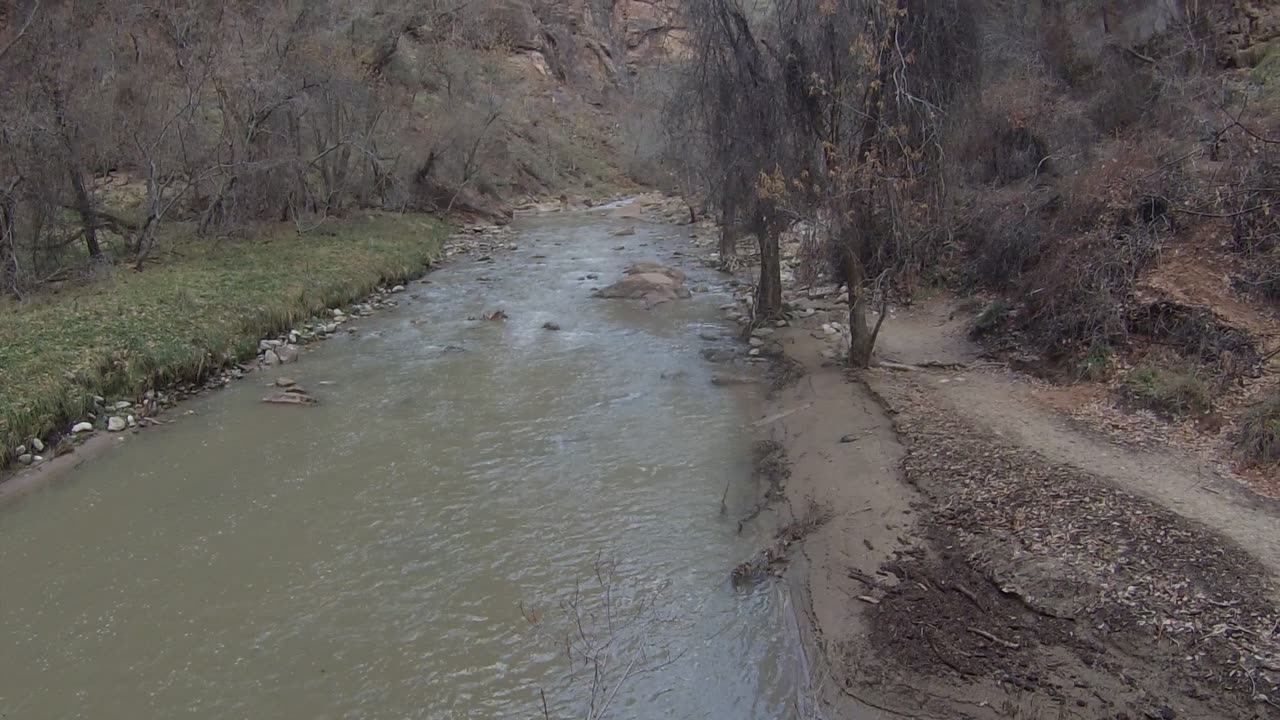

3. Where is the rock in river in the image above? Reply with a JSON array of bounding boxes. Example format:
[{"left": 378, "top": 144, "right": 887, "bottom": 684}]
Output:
[
  {"left": 594, "top": 262, "right": 691, "bottom": 304},
  {"left": 262, "top": 389, "right": 317, "bottom": 406}
]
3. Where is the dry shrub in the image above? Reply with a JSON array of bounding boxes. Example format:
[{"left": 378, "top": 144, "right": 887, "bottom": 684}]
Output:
[
  {"left": 1226, "top": 155, "right": 1280, "bottom": 302},
  {"left": 1086, "top": 64, "right": 1160, "bottom": 135},
  {"left": 1019, "top": 227, "right": 1162, "bottom": 358},
  {"left": 1128, "top": 301, "right": 1261, "bottom": 374},
  {"left": 1237, "top": 392, "right": 1280, "bottom": 463},
  {"left": 962, "top": 189, "right": 1051, "bottom": 289},
  {"left": 1120, "top": 362, "right": 1212, "bottom": 418}
]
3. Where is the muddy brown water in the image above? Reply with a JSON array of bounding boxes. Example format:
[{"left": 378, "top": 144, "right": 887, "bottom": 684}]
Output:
[{"left": 0, "top": 211, "right": 801, "bottom": 719}]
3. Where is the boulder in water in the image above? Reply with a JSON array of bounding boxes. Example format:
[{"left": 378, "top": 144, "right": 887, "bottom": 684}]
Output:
[
  {"left": 594, "top": 262, "right": 691, "bottom": 304},
  {"left": 262, "top": 389, "right": 317, "bottom": 406}
]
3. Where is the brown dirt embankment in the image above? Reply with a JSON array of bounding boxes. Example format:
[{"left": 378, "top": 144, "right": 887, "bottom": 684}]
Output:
[{"left": 752, "top": 303, "right": 1280, "bottom": 719}]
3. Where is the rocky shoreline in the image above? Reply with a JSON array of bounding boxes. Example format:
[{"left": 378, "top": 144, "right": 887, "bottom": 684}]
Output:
[{"left": 0, "top": 222, "right": 519, "bottom": 483}]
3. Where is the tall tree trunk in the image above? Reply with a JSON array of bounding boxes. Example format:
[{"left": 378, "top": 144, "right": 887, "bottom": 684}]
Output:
[
  {"left": 719, "top": 196, "right": 738, "bottom": 258},
  {"left": 843, "top": 2, "right": 900, "bottom": 368},
  {"left": 755, "top": 220, "right": 783, "bottom": 320},
  {"left": 0, "top": 191, "right": 19, "bottom": 296},
  {"left": 68, "top": 165, "right": 102, "bottom": 260},
  {"left": 846, "top": 228, "right": 874, "bottom": 366}
]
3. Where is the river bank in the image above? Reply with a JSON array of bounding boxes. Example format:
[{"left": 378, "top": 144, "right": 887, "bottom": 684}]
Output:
[
  {"left": 740, "top": 290, "right": 1280, "bottom": 718},
  {"left": 0, "top": 214, "right": 461, "bottom": 473}
]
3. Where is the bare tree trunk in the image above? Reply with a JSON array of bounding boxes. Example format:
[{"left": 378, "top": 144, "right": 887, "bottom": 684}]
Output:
[
  {"left": 846, "top": 249, "right": 876, "bottom": 366},
  {"left": 133, "top": 217, "right": 159, "bottom": 271},
  {"left": 755, "top": 221, "right": 783, "bottom": 320},
  {"left": 68, "top": 165, "right": 103, "bottom": 260},
  {"left": 0, "top": 190, "right": 20, "bottom": 296},
  {"left": 719, "top": 196, "right": 738, "bottom": 258},
  {"left": 842, "top": 2, "right": 900, "bottom": 368}
]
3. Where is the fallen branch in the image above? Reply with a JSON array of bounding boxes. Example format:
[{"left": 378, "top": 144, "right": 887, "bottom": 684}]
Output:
[
  {"left": 967, "top": 627, "right": 1020, "bottom": 649},
  {"left": 950, "top": 584, "right": 984, "bottom": 612}
]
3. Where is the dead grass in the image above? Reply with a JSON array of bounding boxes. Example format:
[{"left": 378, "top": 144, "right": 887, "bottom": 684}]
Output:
[
  {"left": 1120, "top": 362, "right": 1213, "bottom": 418},
  {"left": 0, "top": 213, "right": 447, "bottom": 466},
  {"left": 1237, "top": 391, "right": 1280, "bottom": 464}
]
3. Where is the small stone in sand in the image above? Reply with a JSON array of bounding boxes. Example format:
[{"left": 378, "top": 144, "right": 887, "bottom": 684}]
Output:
[{"left": 276, "top": 377, "right": 297, "bottom": 388}]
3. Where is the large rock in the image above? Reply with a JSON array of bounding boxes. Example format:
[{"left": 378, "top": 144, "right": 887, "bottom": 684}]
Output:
[
  {"left": 625, "top": 262, "right": 685, "bottom": 284},
  {"left": 262, "top": 390, "right": 317, "bottom": 406},
  {"left": 107, "top": 416, "right": 127, "bottom": 432},
  {"left": 594, "top": 262, "right": 691, "bottom": 304}
]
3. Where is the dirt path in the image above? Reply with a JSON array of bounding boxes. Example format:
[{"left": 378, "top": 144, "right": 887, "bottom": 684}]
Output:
[
  {"left": 879, "top": 301, "right": 1280, "bottom": 583},
  {"left": 755, "top": 298, "right": 1280, "bottom": 719}
]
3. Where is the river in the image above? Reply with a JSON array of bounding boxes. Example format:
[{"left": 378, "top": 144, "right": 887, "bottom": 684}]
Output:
[{"left": 0, "top": 210, "right": 801, "bottom": 719}]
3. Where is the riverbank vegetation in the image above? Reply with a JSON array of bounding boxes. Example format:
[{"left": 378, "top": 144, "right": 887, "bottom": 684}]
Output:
[
  {"left": 0, "top": 214, "right": 446, "bottom": 466},
  {"left": 670, "top": 0, "right": 1279, "bottom": 469}
]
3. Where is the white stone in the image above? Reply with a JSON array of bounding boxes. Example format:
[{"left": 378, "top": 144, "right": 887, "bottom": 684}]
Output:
[
  {"left": 30, "top": 438, "right": 44, "bottom": 452},
  {"left": 72, "top": 422, "right": 94, "bottom": 434},
  {"left": 107, "top": 416, "right": 127, "bottom": 432}
]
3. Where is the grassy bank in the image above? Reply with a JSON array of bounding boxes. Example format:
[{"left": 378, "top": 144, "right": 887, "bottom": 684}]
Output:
[{"left": 0, "top": 213, "right": 448, "bottom": 466}]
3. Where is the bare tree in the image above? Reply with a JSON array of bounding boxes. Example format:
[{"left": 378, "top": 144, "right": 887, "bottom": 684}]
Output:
[{"left": 682, "top": 0, "right": 976, "bottom": 361}]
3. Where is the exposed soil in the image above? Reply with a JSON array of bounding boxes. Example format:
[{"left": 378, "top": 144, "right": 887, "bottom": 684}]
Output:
[{"left": 752, "top": 298, "right": 1280, "bottom": 719}]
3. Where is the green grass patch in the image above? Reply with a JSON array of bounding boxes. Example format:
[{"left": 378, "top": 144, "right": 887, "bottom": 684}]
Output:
[
  {"left": 1119, "top": 363, "right": 1212, "bottom": 418},
  {"left": 0, "top": 213, "right": 447, "bottom": 465},
  {"left": 1237, "top": 391, "right": 1280, "bottom": 464}
]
